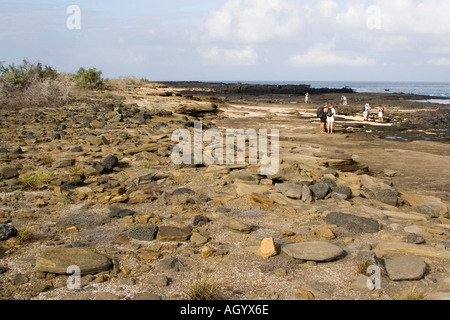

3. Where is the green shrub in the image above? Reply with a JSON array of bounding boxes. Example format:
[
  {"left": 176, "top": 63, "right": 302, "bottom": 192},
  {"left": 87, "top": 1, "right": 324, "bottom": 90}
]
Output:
[
  {"left": 74, "top": 67, "right": 103, "bottom": 89},
  {"left": 0, "top": 59, "right": 57, "bottom": 88},
  {"left": 0, "top": 59, "right": 71, "bottom": 109}
]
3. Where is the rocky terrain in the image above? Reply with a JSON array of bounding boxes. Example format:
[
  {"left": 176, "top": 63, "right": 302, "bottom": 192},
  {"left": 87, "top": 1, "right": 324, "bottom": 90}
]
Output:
[{"left": 0, "top": 82, "right": 449, "bottom": 301}]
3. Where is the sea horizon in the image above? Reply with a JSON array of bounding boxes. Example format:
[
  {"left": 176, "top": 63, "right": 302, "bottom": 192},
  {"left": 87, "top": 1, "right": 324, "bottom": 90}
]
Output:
[{"left": 190, "top": 80, "right": 450, "bottom": 98}]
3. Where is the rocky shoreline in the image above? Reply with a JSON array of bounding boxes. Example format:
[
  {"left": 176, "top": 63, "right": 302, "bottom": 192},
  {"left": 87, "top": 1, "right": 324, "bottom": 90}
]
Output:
[{"left": 0, "top": 82, "right": 449, "bottom": 300}]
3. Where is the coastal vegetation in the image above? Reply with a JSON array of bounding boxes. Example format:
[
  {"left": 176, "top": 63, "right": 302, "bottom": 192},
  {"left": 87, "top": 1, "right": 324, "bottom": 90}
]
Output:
[
  {"left": 0, "top": 59, "right": 71, "bottom": 109},
  {"left": 0, "top": 59, "right": 152, "bottom": 110},
  {"left": 0, "top": 59, "right": 106, "bottom": 109},
  {"left": 74, "top": 67, "right": 103, "bottom": 90}
]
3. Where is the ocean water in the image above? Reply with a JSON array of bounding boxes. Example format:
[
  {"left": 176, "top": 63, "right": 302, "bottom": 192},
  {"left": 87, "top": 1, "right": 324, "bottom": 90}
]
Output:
[
  {"left": 308, "top": 81, "right": 450, "bottom": 98},
  {"left": 225, "top": 81, "right": 450, "bottom": 98}
]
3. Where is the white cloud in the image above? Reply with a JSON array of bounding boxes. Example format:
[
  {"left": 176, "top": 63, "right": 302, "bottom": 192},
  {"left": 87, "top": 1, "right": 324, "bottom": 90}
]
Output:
[
  {"left": 288, "top": 45, "right": 376, "bottom": 67},
  {"left": 335, "top": 3, "right": 368, "bottom": 30},
  {"left": 316, "top": 0, "right": 339, "bottom": 18},
  {"left": 428, "top": 57, "right": 450, "bottom": 66},
  {"left": 198, "top": 46, "right": 258, "bottom": 66},
  {"left": 203, "top": 0, "right": 301, "bottom": 43},
  {"left": 334, "top": 0, "right": 450, "bottom": 35},
  {"left": 375, "top": 0, "right": 450, "bottom": 35},
  {"left": 326, "top": 0, "right": 450, "bottom": 38},
  {"left": 200, "top": 0, "right": 450, "bottom": 53}
]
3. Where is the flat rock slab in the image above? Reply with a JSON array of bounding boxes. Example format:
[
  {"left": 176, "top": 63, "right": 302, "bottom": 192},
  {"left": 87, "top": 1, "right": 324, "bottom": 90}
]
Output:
[
  {"left": 146, "top": 274, "right": 169, "bottom": 287},
  {"left": 313, "top": 151, "right": 353, "bottom": 160},
  {"left": 171, "top": 187, "right": 195, "bottom": 196},
  {"left": 412, "top": 205, "right": 439, "bottom": 218},
  {"left": 190, "top": 232, "right": 208, "bottom": 245},
  {"left": 385, "top": 256, "right": 427, "bottom": 281},
  {"left": 86, "top": 135, "right": 109, "bottom": 146},
  {"left": 128, "top": 225, "right": 159, "bottom": 241},
  {"left": 54, "top": 158, "right": 76, "bottom": 168},
  {"left": 156, "top": 226, "right": 191, "bottom": 241},
  {"left": 370, "top": 189, "right": 399, "bottom": 207},
  {"left": 224, "top": 218, "right": 253, "bottom": 233},
  {"left": 360, "top": 174, "right": 393, "bottom": 191},
  {"left": 0, "top": 166, "right": 19, "bottom": 179},
  {"left": 128, "top": 169, "right": 159, "bottom": 185},
  {"left": 109, "top": 208, "right": 137, "bottom": 218},
  {"left": 126, "top": 145, "right": 159, "bottom": 155},
  {"left": 275, "top": 183, "right": 303, "bottom": 199},
  {"left": 235, "top": 183, "right": 271, "bottom": 197},
  {"left": 382, "top": 211, "right": 427, "bottom": 222},
  {"left": 281, "top": 241, "right": 344, "bottom": 262},
  {"left": 374, "top": 241, "right": 450, "bottom": 260},
  {"left": 57, "top": 213, "right": 111, "bottom": 229},
  {"left": 154, "top": 256, "right": 186, "bottom": 272},
  {"left": 35, "top": 248, "right": 112, "bottom": 275},
  {"left": 419, "top": 200, "right": 449, "bottom": 217},
  {"left": 326, "top": 212, "right": 380, "bottom": 233}
]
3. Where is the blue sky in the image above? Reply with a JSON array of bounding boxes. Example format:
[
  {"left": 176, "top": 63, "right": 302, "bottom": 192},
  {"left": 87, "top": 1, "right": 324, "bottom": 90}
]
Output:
[{"left": 1, "top": 0, "right": 450, "bottom": 81}]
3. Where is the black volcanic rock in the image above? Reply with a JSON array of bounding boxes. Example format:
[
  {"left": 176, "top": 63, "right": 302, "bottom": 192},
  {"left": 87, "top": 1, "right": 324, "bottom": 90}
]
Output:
[
  {"left": 0, "top": 224, "right": 18, "bottom": 241},
  {"left": 160, "top": 82, "right": 354, "bottom": 97},
  {"left": 102, "top": 154, "right": 119, "bottom": 172},
  {"left": 326, "top": 212, "right": 380, "bottom": 234}
]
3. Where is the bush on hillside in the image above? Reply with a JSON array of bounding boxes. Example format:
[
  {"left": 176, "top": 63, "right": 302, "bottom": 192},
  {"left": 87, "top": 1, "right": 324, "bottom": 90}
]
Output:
[
  {"left": 0, "top": 59, "right": 71, "bottom": 109},
  {"left": 74, "top": 67, "right": 103, "bottom": 89}
]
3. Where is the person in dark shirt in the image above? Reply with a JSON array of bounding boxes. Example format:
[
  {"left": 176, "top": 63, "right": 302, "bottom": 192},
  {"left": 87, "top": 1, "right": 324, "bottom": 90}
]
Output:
[{"left": 317, "top": 103, "right": 329, "bottom": 133}]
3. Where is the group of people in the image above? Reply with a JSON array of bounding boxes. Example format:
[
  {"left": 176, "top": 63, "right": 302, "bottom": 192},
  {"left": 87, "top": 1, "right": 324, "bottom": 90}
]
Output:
[
  {"left": 363, "top": 103, "right": 385, "bottom": 122},
  {"left": 316, "top": 102, "right": 385, "bottom": 134},
  {"left": 317, "top": 103, "right": 336, "bottom": 134}
]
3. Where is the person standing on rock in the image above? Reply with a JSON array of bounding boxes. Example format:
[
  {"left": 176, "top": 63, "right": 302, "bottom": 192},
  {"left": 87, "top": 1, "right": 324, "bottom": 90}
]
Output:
[
  {"left": 341, "top": 96, "right": 347, "bottom": 106},
  {"left": 317, "top": 103, "right": 328, "bottom": 133},
  {"left": 327, "top": 104, "right": 336, "bottom": 134},
  {"left": 378, "top": 105, "right": 384, "bottom": 122}
]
